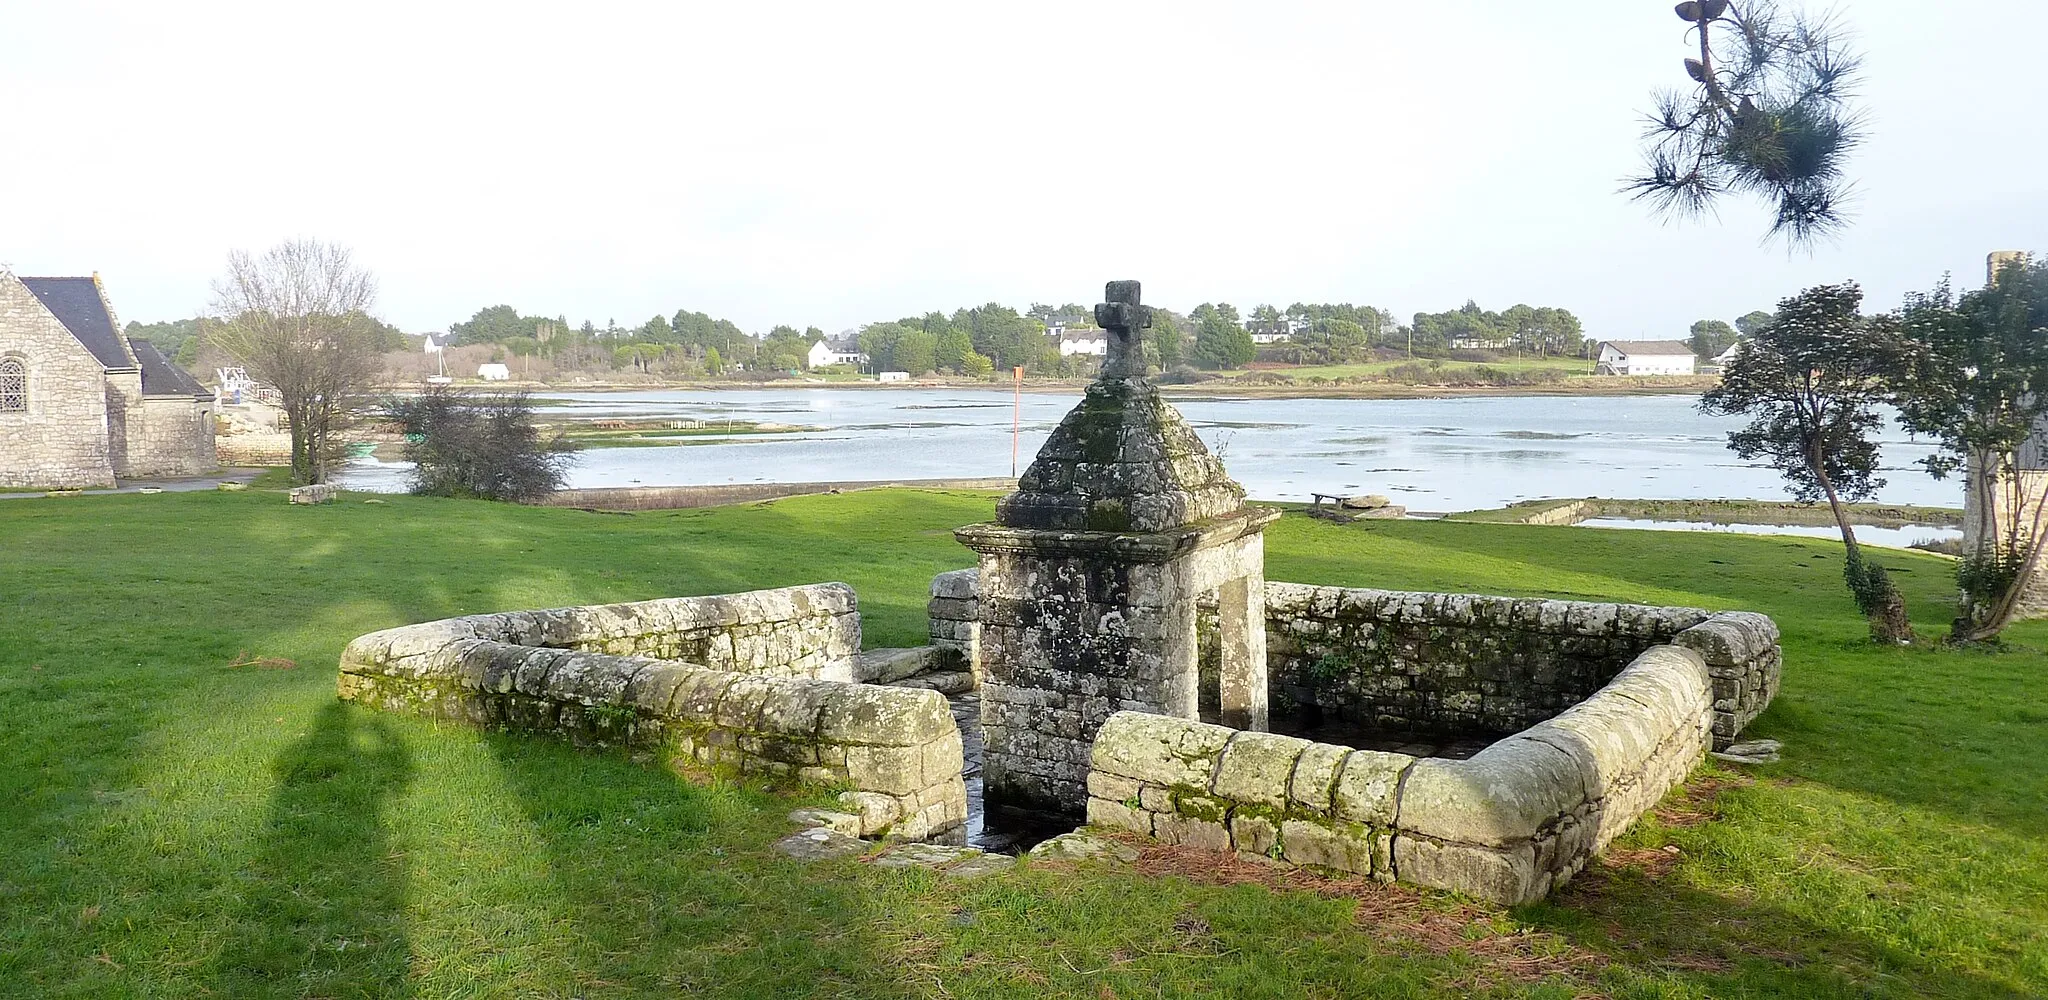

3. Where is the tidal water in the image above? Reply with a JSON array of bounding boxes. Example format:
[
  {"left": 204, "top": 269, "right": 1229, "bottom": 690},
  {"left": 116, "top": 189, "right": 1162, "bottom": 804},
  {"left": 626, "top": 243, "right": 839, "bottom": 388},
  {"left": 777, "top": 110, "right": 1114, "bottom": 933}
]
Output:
[{"left": 337, "top": 388, "right": 1958, "bottom": 512}]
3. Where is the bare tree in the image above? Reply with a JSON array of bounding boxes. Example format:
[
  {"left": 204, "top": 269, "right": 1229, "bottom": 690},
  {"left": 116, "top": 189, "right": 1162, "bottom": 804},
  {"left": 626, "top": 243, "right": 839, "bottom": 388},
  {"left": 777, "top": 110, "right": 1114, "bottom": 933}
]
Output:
[
  {"left": 1627, "top": 0, "right": 1866, "bottom": 246},
  {"left": 209, "top": 240, "right": 383, "bottom": 484}
]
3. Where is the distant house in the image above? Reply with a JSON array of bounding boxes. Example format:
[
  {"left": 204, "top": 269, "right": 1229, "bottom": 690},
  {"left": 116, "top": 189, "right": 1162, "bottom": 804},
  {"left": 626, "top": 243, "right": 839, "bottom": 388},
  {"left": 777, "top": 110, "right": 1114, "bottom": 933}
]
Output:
[
  {"left": 877, "top": 371, "right": 911, "bottom": 383},
  {"left": 1595, "top": 340, "right": 1697, "bottom": 376},
  {"left": 1058, "top": 328, "right": 1108, "bottom": 357},
  {"left": 0, "top": 270, "right": 217, "bottom": 488},
  {"left": 807, "top": 336, "right": 865, "bottom": 369},
  {"left": 1042, "top": 314, "right": 1088, "bottom": 338},
  {"left": 421, "top": 332, "right": 454, "bottom": 354},
  {"left": 478, "top": 363, "right": 511, "bottom": 381},
  {"left": 1245, "top": 316, "right": 1309, "bottom": 345},
  {"left": 1711, "top": 340, "right": 1745, "bottom": 367}
]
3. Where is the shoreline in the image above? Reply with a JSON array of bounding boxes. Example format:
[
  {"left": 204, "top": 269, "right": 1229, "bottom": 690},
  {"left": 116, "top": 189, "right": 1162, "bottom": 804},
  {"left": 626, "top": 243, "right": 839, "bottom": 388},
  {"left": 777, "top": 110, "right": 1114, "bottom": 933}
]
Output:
[{"left": 385, "top": 374, "right": 1717, "bottom": 402}]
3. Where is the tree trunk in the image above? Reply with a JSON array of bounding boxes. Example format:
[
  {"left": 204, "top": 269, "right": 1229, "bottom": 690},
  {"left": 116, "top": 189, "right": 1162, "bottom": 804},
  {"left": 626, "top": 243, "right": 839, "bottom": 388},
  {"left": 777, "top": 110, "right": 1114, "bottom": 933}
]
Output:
[{"left": 1814, "top": 448, "right": 1913, "bottom": 643}]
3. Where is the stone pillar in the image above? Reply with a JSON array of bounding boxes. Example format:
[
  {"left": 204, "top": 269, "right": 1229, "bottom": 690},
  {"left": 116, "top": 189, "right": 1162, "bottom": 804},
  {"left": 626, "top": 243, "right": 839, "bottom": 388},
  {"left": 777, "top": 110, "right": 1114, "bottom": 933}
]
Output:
[
  {"left": 1216, "top": 566, "right": 1268, "bottom": 731},
  {"left": 956, "top": 280, "right": 1277, "bottom": 824}
]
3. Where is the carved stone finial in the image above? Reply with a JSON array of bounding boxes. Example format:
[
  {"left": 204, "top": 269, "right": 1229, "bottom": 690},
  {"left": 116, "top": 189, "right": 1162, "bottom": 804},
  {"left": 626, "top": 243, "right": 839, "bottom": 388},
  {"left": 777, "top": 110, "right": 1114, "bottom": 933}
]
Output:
[{"left": 1093, "top": 280, "right": 1151, "bottom": 378}]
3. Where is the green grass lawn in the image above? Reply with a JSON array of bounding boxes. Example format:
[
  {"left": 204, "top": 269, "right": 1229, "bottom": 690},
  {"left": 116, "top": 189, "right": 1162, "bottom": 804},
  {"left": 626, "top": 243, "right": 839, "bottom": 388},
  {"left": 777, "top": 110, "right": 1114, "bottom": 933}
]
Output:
[{"left": 2, "top": 488, "right": 2043, "bottom": 998}]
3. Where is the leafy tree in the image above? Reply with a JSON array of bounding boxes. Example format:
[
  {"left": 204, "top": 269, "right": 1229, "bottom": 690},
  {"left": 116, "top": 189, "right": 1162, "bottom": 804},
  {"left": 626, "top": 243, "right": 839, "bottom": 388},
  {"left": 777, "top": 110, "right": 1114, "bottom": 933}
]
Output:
[
  {"left": 638, "top": 315, "right": 676, "bottom": 343},
  {"left": 1628, "top": 0, "right": 1866, "bottom": 245},
  {"left": 703, "top": 346, "right": 724, "bottom": 375},
  {"left": 961, "top": 350, "right": 995, "bottom": 379},
  {"left": 386, "top": 388, "right": 577, "bottom": 502},
  {"left": 1689, "top": 319, "right": 1739, "bottom": 358},
  {"left": 1736, "top": 310, "right": 1775, "bottom": 336},
  {"left": 1700, "top": 282, "right": 1911, "bottom": 642},
  {"left": 936, "top": 328, "right": 974, "bottom": 373},
  {"left": 1191, "top": 303, "right": 1255, "bottom": 369},
  {"left": 1889, "top": 257, "right": 2048, "bottom": 642},
  {"left": 895, "top": 329, "right": 938, "bottom": 376},
  {"left": 208, "top": 239, "right": 385, "bottom": 485},
  {"left": 1149, "top": 311, "right": 1185, "bottom": 369},
  {"left": 858, "top": 322, "right": 908, "bottom": 372}
]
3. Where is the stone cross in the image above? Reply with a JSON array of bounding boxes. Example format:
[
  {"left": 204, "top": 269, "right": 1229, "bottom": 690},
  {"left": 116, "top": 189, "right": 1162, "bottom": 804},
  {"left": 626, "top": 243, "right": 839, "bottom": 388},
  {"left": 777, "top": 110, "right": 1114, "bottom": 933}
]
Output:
[{"left": 1092, "top": 280, "right": 1152, "bottom": 378}]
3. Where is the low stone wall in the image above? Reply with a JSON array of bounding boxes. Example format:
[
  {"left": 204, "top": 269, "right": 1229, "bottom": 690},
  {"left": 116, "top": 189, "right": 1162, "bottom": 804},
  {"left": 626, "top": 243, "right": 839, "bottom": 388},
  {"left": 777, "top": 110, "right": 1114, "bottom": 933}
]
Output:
[
  {"left": 337, "top": 585, "right": 968, "bottom": 841},
  {"left": 1086, "top": 644, "right": 1714, "bottom": 905},
  {"left": 1258, "top": 583, "right": 1778, "bottom": 749},
  {"left": 343, "top": 583, "right": 860, "bottom": 681}
]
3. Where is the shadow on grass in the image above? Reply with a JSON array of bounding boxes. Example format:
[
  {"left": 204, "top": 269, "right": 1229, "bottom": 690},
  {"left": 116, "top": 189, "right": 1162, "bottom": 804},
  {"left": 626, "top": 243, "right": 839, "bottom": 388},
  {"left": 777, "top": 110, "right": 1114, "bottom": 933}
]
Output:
[
  {"left": 1537, "top": 861, "right": 2040, "bottom": 999},
  {"left": 482, "top": 732, "right": 918, "bottom": 999},
  {"left": 202, "top": 703, "right": 415, "bottom": 999}
]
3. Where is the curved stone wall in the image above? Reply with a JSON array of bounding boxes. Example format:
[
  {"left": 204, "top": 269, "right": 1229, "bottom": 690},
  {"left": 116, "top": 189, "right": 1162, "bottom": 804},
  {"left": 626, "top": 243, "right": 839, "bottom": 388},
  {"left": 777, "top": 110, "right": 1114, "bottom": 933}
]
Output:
[
  {"left": 1086, "top": 644, "right": 1714, "bottom": 905},
  {"left": 1258, "top": 583, "right": 1779, "bottom": 749},
  {"left": 337, "top": 585, "right": 966, "bottom": 842}
]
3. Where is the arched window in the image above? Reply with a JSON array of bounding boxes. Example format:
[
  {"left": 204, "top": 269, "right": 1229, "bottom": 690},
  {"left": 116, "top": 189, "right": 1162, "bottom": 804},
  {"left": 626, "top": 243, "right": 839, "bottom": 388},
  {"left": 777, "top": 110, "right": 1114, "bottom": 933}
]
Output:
[{"left": 0, "top": 359, "right": 24, "bottom": 412}]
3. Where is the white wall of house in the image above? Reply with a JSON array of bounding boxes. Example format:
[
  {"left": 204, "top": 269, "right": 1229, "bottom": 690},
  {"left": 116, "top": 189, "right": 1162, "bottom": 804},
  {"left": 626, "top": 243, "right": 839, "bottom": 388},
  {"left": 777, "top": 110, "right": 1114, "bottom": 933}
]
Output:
[
  {"left": 1059, "top": 334, "right": 1107, "bottom": 357},
  {"left": 1596, "top": 343, "right": 1696, "bottom": 376}
]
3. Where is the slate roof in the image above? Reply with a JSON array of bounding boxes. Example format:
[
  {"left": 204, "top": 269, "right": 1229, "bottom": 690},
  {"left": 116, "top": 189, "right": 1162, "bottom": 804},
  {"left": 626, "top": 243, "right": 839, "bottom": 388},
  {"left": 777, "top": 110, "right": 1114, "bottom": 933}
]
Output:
[
  {"left": 128, "top": 338, "right": 214, "bottom": 399},
  {"left": 19, "top": 277, "right": 135, "bottom": 369},
  {"left": 1598, "top": 340, "right": 1695, "bottom": 357}
]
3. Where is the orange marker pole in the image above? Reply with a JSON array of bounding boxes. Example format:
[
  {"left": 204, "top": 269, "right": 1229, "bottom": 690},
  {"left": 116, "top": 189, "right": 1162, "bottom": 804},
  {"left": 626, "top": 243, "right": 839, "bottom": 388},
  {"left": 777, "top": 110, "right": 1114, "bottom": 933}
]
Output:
[{"left": 1011, "top": 365, "right": 1025, "bottom": 478}]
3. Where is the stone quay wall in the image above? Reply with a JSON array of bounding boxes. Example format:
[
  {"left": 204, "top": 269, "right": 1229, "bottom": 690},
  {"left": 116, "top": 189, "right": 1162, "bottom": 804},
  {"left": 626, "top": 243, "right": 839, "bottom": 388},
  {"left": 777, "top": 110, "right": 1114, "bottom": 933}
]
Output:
[
  {"left": 337, "top": 585, "right": 968, "bottom": 841},
  {"left": 1085, "top": 644, "right": 1714, "bottom": 905},
  {"left": 1256, "top": 584, "right": 1779, "bottom": 749}
]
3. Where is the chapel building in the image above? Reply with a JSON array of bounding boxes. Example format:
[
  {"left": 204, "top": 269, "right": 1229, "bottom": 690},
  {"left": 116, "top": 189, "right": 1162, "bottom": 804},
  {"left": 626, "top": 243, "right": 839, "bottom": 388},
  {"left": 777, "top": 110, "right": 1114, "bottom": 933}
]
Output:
[{"left": 0, "top": 270, "right": 217, "bottom": 489}]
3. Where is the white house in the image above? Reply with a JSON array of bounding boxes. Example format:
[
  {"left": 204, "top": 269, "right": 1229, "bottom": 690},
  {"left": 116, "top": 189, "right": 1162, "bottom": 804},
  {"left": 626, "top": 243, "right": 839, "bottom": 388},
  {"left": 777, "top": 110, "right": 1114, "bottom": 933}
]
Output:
[
  {"left": 1595, "top": 340, "right": 1697, "bottom": 376},
  {"left": 478, "top": 363, "right": 511, "bottom": 381},
  {"left": 807, "top": 336, "right": 865, "bottom": 369},
  {"left": 1711, "top": 340, "right": 1745, "bottom": 367},
  {"left": 877, "top": 371, "right": 911, "bottom": 383},
  {"left": 1058, "top": 328, "right": 1108, "bottom": 357},
  {"left": 421, "top": 332, "right": 453, "bottom": 354}
]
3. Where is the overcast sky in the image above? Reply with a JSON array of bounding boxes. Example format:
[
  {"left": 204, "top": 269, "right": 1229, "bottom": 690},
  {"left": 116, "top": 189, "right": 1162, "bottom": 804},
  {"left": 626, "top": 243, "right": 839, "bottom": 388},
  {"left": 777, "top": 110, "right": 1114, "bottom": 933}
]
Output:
[{"left": 2, "top": 1, "right": 2041, "bottom": 339}]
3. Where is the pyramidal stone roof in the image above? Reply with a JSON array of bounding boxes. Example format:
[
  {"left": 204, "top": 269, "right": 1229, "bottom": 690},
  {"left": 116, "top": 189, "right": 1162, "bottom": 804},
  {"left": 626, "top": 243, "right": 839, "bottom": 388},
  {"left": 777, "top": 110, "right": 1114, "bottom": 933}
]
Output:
[{"left": 997, "top": 286, "right": 1247, "bottom": 534}]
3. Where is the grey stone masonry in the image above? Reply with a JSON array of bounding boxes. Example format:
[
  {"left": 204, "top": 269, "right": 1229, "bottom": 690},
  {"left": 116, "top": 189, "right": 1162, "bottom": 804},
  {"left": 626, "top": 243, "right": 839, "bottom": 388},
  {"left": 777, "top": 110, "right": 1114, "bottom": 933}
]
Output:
[
  {"left": 0, "top": 274, "right": 116, "bottom": 488},
  {"left": 337, "top": 584, "right": 967, "bottom": 842},
  {"left": 928, "top": 568, "right": 981, "bottom": 679},
  {"left": 1086, "top": 643, "right": 1714, "bottom": 905},
  {"left": 957, "top": 280, "right": 1277, "bottom": 823},
  {"left": 1257, "top": 583, "right": 1779, "bottom": 750}
]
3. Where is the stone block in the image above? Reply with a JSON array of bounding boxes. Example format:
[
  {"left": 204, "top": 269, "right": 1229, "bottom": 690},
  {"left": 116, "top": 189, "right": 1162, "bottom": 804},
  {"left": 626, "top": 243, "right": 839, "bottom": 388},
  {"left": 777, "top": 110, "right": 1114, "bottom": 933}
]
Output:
[
  {"left": 846, "top": 745, "right": 925, "bottom": 795},
  {"left": 1392, "top": 835, "right": 1542, "bottom": 906},
  {"left": 1288, "top": 742, "right": 1350, "bottom": 814},
  {"left": 1332, "top": 749, "right": 1412, "bottom": 827},
  {"left": 624, "top": 664, "right": 695, "bottom": 714},
  {"left": 816, "top": 684, "right": 953, "bottom": 745},
  {"left": 1154, "top": 810, "right": 1231, "bottom": 851},
  {"left": 1088, "top": 711, "right": 1233, "bottom": 788},
  {"left": 1231, "top": 812, "right": 1280, "bottom": 856},
  {"left": 1087, "top": 796, "right": 1153, "bottom": 834},
  {"left": 835, "top": 790, "right": 903, "bottom": 833},
  {"left": 1211, "top": 731, "right": 1311, "bottom": 808},
  {"left": 930, "top": 568, "right": 979, "bottom": 599},
  {"left": 1086, "top": 771, "right": 1141, "bottom": 803},
  {"left": 1395, "top": 739, "right": 1584, "bottom": 848},
  {"left": 1280, "top": 817, "right": 1373, "bottom": 875}
]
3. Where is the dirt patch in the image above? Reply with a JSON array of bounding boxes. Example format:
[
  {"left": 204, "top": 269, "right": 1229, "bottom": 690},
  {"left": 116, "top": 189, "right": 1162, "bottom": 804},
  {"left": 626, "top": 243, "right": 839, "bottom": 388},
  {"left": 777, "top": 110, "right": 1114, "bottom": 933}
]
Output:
[{"left": 1654, "top": 772, "right": 1753, "bottom": 828}]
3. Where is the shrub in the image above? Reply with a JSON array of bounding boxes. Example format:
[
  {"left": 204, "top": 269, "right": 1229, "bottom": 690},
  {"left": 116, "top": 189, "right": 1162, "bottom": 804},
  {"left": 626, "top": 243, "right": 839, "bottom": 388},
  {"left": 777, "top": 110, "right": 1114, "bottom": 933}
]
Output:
[{"left": 386, "top": 388, "right": 578, "bottom": 502}]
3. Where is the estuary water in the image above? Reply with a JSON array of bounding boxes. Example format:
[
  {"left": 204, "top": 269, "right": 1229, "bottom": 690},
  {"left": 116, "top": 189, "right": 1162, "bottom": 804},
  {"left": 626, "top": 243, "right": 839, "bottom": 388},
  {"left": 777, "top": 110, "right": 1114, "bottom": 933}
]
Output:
[{"left": 337, "top": 388, "right": 1957, "bottom": 512}]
